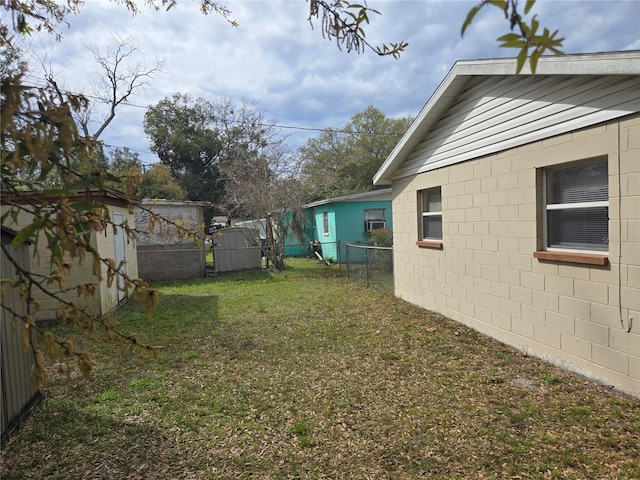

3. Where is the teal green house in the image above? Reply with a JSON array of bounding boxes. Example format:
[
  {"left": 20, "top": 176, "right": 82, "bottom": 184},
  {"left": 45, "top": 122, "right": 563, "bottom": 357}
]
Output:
[{"left": 301, "top": 189, "right": 392, "bottom": 262}]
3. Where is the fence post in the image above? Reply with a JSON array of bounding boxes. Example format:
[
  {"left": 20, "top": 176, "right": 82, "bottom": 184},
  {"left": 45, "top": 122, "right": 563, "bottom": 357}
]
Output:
[
  {"left": 345, "top": 242, "right": 350, "bottom": 280},
  {"left": 365, "top": 247, "right": 370, "bottom": 287}
]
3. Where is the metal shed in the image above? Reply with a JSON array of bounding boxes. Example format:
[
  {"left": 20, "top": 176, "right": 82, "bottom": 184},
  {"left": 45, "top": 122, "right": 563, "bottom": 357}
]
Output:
[
  {"left": 1, "top": 228, "right": 40, "bottom": 442},
  {"left": 212, "top": 227, "right": 262, "bottom": 273}
]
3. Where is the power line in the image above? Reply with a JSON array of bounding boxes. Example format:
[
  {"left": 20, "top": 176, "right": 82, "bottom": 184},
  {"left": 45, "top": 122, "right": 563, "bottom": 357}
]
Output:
[
  {"left": 20, "top": 79, "right": 408, "bottom": 159},
  {"left": 22, "top": 78, "right": 408, "bottom": 135},
  {"left": 104, "top": 98, "right": 406, "bottom": 137},
  {"left": 101, "top": 143, "right": 157, "bottom": 164}
]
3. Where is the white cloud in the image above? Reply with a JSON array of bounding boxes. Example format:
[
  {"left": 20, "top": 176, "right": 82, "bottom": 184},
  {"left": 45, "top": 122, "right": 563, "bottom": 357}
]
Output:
[{"left": 21, "top": 0, "right": 640, "bottom": 165}]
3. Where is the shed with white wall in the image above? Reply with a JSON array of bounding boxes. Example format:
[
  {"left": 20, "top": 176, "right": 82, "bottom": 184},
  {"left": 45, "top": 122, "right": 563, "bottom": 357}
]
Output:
[{"left": 1, "top": 189, "right": 139, "bottom": 321}]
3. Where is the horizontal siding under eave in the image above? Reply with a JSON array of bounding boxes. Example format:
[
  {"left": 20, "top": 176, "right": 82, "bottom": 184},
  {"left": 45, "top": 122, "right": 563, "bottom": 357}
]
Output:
[
  {"left": 393, "top": 75, "right": 640, "bottom": 179},
  {"left": 426, "top": 75, "right": 600, "bottom": 152}
]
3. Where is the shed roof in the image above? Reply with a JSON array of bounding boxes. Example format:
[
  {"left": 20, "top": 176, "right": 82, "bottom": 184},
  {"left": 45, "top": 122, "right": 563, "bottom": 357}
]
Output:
[
  {"left": 1, "top": 187, "right": 140, "bottom": 209},
  {"left": 141, "top": 198, "right": 212, "bottom": 208},
  {"left": 373, "top": 51, "right": 640, "bottom": 185},
  {"left": 305, "top": 188, "right": 392, "bottom": 208}
]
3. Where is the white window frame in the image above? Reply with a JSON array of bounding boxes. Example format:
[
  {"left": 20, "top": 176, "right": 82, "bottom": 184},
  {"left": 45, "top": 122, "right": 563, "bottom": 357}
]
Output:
[
  {"left": 322, "top": 211, "right": 329, "bottom": 236},
  {"left": 420, "top": 187, "right": 442, "bottom": 242},
  {"left": 542, "top": 158, "right": 608, "bottom": 254}
]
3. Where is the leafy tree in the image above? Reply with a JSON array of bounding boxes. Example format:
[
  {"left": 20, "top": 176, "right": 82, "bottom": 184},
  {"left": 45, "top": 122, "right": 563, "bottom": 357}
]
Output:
[
  {"left": 144, "top": 95, "right": 288, "bottom": 218},
  {"left": 146, "top": 93, "right": 302, "bottom": 269},
  {"left": 300, "top": 106, "right": 413, "bottom": 200},
  {"left": 140, "top": 163, "right": 186, "bottom": 200},
  {"left": 143, "top": 93, "right": 225, "bottom": 205},
  {"left": 108, "top": 147, "right": 142, "bottom": 177}
]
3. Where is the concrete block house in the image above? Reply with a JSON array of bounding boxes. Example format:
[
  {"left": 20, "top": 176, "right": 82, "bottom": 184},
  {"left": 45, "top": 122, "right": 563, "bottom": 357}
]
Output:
[{"left": 373, "top": 51, "right": 640, "bottom": 397}]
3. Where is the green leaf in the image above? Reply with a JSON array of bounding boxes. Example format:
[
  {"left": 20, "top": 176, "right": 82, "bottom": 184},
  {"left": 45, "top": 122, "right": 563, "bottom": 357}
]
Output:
[
  {"left": 73, "top": 220, "right": 93, "bottom": 241},
  {"left": 516, "top": 47, "right": 529, "bottom": 74},
  {"left": 46, "top": 232, "right": 64, "bottom": 263},
  {"left": 11, "top": 218, "right": 46, "bottom": 247},
  {"left": 461, "top": 4, "right": 483, "bottom": 37},
  {"left": 524, "top": 0, "right": 536, "bottom": 15},
  {"left": 497, "top": 33, "right": 527, "bottom": 48},
  {"left": 530, "top": 48, "right": 544, "bottom": 73},
  {"left": 497, "top": 32, "right": 522, "bottom": 42},
  {"left": 487, "top": 0, "right": 508, "bottom": 8},
  {"left": 530, "top": 15, "right": 539, "bottom": 35}
]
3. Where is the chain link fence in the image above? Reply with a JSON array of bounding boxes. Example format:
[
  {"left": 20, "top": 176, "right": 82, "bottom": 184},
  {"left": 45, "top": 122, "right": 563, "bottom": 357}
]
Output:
[{"left": 345, "top": 243, "right": 394, "bottom": 295}]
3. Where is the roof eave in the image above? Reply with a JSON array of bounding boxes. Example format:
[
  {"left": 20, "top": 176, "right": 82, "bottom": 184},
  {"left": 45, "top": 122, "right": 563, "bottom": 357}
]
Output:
[
  {"left": 372, "top": 51, "right": 640, "bottom": 186},
  {"left": 373, "top": 65, "right": 470, "bottom": 185},
  {"left": 304, "top": 188, "right": 392, "bottom": 208}
]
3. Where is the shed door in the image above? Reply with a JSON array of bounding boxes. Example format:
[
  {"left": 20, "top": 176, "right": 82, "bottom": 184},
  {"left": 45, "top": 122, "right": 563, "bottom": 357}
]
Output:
[{"left": 113, "top": 213, "right": 127, "bottom": 302}]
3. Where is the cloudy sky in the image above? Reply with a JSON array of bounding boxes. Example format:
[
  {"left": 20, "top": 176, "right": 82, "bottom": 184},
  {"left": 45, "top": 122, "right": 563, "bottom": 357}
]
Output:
[{"left": 20, "top": 0, "right": 640, "bottom": 166}]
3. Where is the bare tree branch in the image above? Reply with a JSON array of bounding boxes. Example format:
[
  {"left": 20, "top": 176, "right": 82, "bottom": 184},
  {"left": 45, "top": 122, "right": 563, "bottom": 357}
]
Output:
[{"left": 85, "top": 36, "right": 165, "bottom": 139}]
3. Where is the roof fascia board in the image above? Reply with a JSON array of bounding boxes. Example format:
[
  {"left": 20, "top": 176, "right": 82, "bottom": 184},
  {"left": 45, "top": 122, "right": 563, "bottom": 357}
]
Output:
[
  {"left": 373, "top": 63, "right": 469, "bottom": 186},
  {"left": 373, "top": 51, "right": 640, "bottom": 186}
]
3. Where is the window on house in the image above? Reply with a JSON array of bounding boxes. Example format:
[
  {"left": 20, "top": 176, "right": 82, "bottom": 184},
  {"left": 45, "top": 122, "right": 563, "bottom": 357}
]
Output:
[
  {"left": 364, "top": 208, "right": 386, "bottom": 232},
  {"left": 543, "top": 157, "right": 608, "bottom": 252},
  {"left": 322, "top": 211, "right": 329, "bottom": 236},
  {"left": 420, "top": 187, "right": 442, "bottom": 241}
]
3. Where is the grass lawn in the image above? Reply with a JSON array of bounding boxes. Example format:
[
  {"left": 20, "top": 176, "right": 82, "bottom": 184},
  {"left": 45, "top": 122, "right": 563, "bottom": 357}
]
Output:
[{"left": 2, "top": 258, "right": 639, "bottom": 479}]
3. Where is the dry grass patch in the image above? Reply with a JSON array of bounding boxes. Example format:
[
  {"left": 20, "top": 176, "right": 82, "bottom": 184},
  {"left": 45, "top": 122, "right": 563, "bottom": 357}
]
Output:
[{"left": 2, "top": 259, "right": 639, "bottom": 479}]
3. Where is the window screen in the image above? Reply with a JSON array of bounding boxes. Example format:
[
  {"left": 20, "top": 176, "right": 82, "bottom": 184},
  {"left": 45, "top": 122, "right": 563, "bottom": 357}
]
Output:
[
  {"left": 545, "top": 158, "right": 608, "bottom": 251},
  {"left": 420, "top": 187, "right": 442, "bottom": 241}
]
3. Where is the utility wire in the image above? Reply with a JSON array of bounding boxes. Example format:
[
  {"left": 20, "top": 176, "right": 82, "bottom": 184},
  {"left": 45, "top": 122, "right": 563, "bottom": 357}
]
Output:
[
  {"left": 19, "top": 77, "right": 409, "bottom": 165},
  {"left": 20, "top": 78, "right": 409, "bottom": 140},
  {"left": 100, "top": 97, "right": 407, "bottom": 138}
]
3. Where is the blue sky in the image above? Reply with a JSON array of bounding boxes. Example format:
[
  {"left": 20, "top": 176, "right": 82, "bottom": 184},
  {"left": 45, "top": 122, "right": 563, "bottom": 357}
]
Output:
[{"left": 20, "top": 0, "right": 640, "bottom": 166}]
